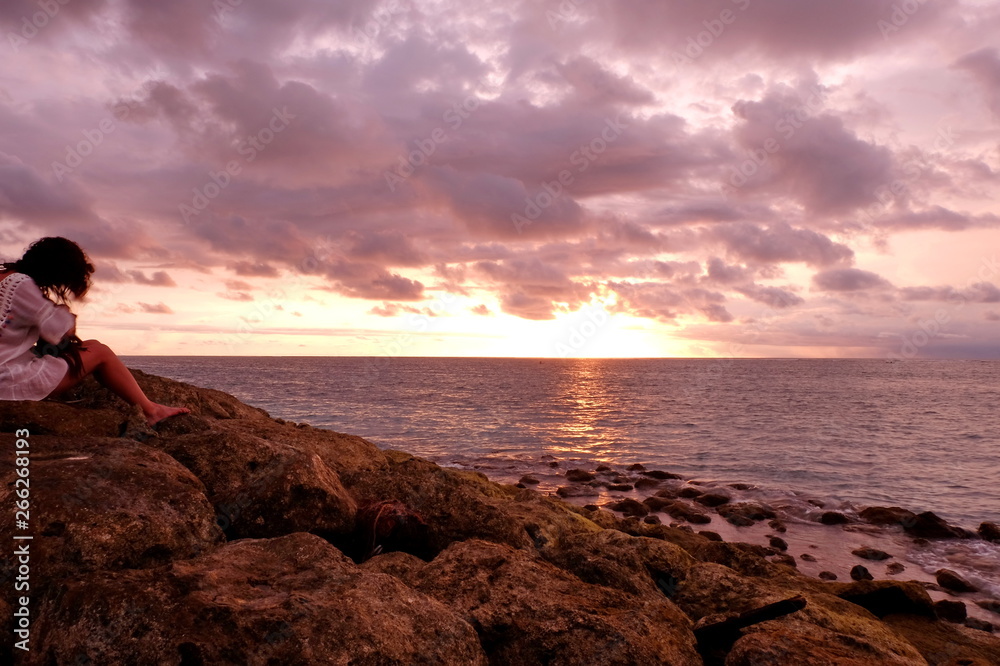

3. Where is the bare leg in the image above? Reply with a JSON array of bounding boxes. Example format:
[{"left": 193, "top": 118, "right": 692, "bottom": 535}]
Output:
[{"left": 48, "top": 340, "right": 190, "bottom": 426}]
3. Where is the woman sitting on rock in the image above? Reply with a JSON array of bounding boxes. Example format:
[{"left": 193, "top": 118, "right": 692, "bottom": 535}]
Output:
[{"left": 0, "top": 237, "right": 189, "bottom": 426}]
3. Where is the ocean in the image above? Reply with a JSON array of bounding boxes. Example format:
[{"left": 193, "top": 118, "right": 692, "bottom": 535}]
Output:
[{"left": 124, "top": 356, "right": 998, "bottom": 528}]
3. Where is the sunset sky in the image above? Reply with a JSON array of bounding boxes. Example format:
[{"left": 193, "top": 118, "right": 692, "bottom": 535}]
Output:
[{"left": 1, "top": 0, "right": 998, "bottom": 358}]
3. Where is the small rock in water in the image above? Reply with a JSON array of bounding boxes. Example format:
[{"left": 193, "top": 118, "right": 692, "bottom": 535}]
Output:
[
  {"left": 518, "top": 475, "right": 540, "bottom": 485},
  {"left": 677, "top": 486, "right": 704, "bottom": 499},
  {"left": 664, "top": 501, "right": 712, "bottom": 525},
  {"left": 606, "top": 483, "right": 634, "bottom": 492},
  {"left": 548, "top": 461, "right": 559, "bottom": 468},
  {"left": 565, "top": 469, "right": 595, "bottom": 482},
  {"left": 595, "top": 464, "right": 613, "bottom": 472},
  {"left": 768, "top": 536, "right": 788, "bottom": 551},
  {"left": 725, "top": 515, "right": 755, "bottom": 528},
  {"left": 717, "top": 502, "right": 776, "bottom": 525},
  {"left": 583, "top": 504, "right": 599, "bottom": 511},
  {"left": 904, "top": 512, "right": 966, "bottom": 539},
  {"left": 820, "top": 511, "right": 850, "bottom": 525},
  {"left": 694, "top": 492, "right": 730, "bottom": 508},
  {"left": 605, "top": 498, "right": 649, "bottom": 518},
  {"left": 850, "top": 565, "right": 874, "bottom": 581},
  {"left": 965, "top": 618, "right": 995, "bottom": 633},
  {"left": 852, "top": 547, "right": 892, "bottom": 561},
  {"left": 976, "top": 600, "right": 1000, "bottom": 616},
  {"left": 772, "top": 553, "right": 797, "bottom": 568},
  {"left": 934, "top": 600, "right": 968, "bottom": 623},
  {"left": 627, "top": 463, "right": 646, "bottom": 471},
  {"left": 642, "top": 496, "right": 674, "bottom": 512},
  {"left": 728, "top": 482, "right": 753, "bottom": 490},
  {"left": 641, "top": 470, "right": 682, "bottom": 480},
  {"left": 698, "top": 531, "right": 723, "bottom": 542},
  {"left": 859, "top": 506, "right": 917, "bottom": 526},
  {"left": 643, "top": 515, "right": 661, "bottom": 525},
  {"left": 800, "top": 553, "right": 817, "bottom": 562},
  {"left": 768, "top": 519, "right": 787, "bottom": 533},
  {"left": 556, "top": 485, "right": 598, "bottom": 498},
  {"left": 819, "top": 571, "right": 838, "bottom": 581},
  {"left": 886, "top": 562, "right": 906, "bottom": 575},
  {"left": 935, "top": 569, "right": 978, "bottom": 593},
  {"left": 634, "top": 478, "right": 661, "bottom": 490},
  {"left": 979, "top": 521, "right": 1000, "bottom": 542},
  {"left": 808, "top": 499, "right": 826, "bottom": 508}
]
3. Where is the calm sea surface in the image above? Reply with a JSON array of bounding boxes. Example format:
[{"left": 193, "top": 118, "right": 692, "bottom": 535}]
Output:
[{"left": 123, "top": 357, "right": 999, "bottom": 528}]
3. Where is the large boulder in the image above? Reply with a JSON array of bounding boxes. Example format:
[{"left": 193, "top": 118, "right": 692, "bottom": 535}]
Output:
[
  {"left": 345, "top": 451, "right": 532, "bottom": 556},
  {"left": 32, "top": 532, "right": 488, "bottom": 665},
  {"left": 0, "top": 435, "right": 223, "bottom": 588},
  {"left": 157, "top": 428, "right": 357, "bottom": 540},
  {"left": 410, "top": 539, "right": 702, "bottom": 665},
  {"left": 540, "top": 528, "right": 696, "bottom": 598}
]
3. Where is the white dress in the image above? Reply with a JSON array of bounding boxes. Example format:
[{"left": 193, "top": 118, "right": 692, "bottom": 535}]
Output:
[{"left": 0, "top": 273, "right": 76, "bottom": 400}]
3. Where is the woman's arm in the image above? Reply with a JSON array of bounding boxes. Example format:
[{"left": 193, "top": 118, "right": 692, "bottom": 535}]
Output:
[{"left": 13, "top": 276, "right": 77, "bottom": 344}]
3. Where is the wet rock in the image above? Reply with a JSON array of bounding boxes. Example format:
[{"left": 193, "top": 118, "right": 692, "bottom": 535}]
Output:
[
  {"left": 850, "top": 565, "right": 874, "bottom": 581},
  {"left": 728, "top": 482, "right": 753, "bottom": 490},
  {"left": 596, "top": 464, "right": 614, "bottom": 472},
  {"left": 566, "top": 469, "right": 595, "bottom": 482},
  {"left": 820, "top": 511, "right": 850, "bottom": 525},
  {"left": 677, "top": 486, "right": 705, "bottom": 499},
  {"left": 556, "top": 485, "right": 599, "bottom": 499},
  {"left": 819, "top": 571, "right": 838, "bottom": 581},
  {"left": 979, "top": 522, "right": 1000, "bottom": 542},
  {"left": 605, "top": 498, "right": 649, "bottom": 517},
  {"left": 641, "top": 469, "right": 683, "bottom": 480},
  {"left": 800, "top": 553, "right": 817, "bottom": 562},
  {"left": 694, "top": 492, "right": 731, "bottom": 507},
  {"left": 627, "top": 463, "right": 646, "bottom": 471},
  {"left": 965, "top": 618, "right": 995, "bottom": 633},
  {"left": 935, "top": 600, "right": 968, "bottom": 623},
  {"left": 768, "top": 519, "right": 787, "bottom": 533},
  {"left": 606, "top": 483, "right": 634, "bottom": 491},
  {"left": 977, "top": 600, "right": 1000, "bottom": 616},
  {"left": 634, "top": 477, "right": 661, "bottom": 490},
  {"left": 859, "top": 505, "right": 917, "bottom": 526},
  {"left": 663, "top": 501, "right": 712, "bottom": 525},
  {"left": 769, "top": 536, "right": 788, "bottom": 551},
  {"left": 642, "top": 496, "right": 675, "bottom": 512},
  {"left": 905, "top": 511, "right": 967, "bottom": 539},
  {"left": 644, "top": 515, "right": 661, "bottom": 525},
  {"left": 830, "top": 579, "right": 936, "bottom": 618},
  {"left": 772, "top": 553, "right": 797, "bottom": 568},
  {"left": 886, "top": 562, "right": 906, "bottom": 575},
  {"left": 936, "top": 569, "right": 978, "bottom": 593},
  {"left": 852, "top": 547, "right": 892, "bottom": 561},
  {"left": 698, "top": 531, "right": 723, "bottom": 542},
  {"left": 412, "top": 539, "right": 702, "bottom": 665},
  {"left": 518, "top": 475, "right": 540, "bottom": 485},
  {"left": 33, "top": 533, "right": 487, "bottom": 665},
  {"left": 717, "top": 501, "right": 776, "bottom": 525}
]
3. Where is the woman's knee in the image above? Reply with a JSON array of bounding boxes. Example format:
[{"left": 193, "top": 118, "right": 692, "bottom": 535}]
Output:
[{"left": 81, "top": 339, "right": 111, "bottom": 359}]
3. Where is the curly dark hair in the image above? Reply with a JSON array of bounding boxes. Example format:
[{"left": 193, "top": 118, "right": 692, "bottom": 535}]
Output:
[
  {"left": 3, "top": 236, "right": 95, "bottom": 303},
  {"left": 2, "top": 237, "right": 95, "bottom": 379}
]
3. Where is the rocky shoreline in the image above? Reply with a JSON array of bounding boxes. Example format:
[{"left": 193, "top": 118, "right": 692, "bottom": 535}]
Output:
[{"left": 2, "top": 370, "right": 999, "bottom": 664}]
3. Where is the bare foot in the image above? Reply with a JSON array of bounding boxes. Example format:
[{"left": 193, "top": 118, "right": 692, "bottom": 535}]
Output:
[{"left": 144, "top": 403, "right": 191, "bottom": 427}]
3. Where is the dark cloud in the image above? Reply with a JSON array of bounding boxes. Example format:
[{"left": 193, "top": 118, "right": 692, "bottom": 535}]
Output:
[
  {"left": 138, "top": 302, "right": 174, "bottom": 314},
  {"left": 813, "top": 268, "right": 892, "bottom": 292},
  {"left": 710, "top": 223, "right": 853, "bottom": 267},
  {"left": 955, "top": 48, "right": 1000, "bottom": 119},
  {"left": 736, "top": 284, "right": 804, "bottom": 309},
  {"left": 129, "top": 270, "right": 176, "bottom": 287}
]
